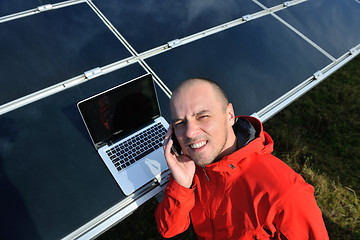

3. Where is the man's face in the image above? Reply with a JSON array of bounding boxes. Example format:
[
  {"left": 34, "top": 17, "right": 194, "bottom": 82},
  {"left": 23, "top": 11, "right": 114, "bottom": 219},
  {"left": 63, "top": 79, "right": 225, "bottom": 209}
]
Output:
[{"left": 170, "top": 81, "right": 235, "bottom": 166}]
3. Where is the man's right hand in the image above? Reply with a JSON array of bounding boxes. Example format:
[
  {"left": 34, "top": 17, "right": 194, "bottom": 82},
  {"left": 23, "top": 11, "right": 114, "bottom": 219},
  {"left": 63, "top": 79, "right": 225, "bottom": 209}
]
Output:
[{"left": 163, "top": 125, "right": 196, "bottom": 188}]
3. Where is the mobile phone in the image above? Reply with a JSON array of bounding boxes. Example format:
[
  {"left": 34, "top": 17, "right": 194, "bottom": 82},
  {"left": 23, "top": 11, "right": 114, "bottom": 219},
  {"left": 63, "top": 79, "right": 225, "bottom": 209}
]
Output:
[{"left": 171, "top": 132, "right": 182, "bottom": 156}]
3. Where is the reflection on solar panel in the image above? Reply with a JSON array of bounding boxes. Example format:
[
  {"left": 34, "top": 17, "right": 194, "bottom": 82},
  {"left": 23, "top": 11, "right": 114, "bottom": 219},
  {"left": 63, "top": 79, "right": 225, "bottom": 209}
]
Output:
[{"left": 0, "top": 0, "right": 359, "bottom": 239}]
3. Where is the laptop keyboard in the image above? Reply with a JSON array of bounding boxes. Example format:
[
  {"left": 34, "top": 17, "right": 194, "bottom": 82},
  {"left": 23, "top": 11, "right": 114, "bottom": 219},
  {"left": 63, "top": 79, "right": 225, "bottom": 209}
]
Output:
[{"left": 106, "top": 123, "right": 167, "bottom": 172}]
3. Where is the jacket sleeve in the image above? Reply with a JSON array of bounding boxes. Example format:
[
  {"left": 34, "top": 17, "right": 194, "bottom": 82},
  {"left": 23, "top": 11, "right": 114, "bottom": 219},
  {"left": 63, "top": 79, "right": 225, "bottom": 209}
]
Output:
[
  {"left": 155, "top": 175, "right": 196, "bottom": 238},
  {"left": 276, "top": 183, "right": 329, "bottom": 240}
]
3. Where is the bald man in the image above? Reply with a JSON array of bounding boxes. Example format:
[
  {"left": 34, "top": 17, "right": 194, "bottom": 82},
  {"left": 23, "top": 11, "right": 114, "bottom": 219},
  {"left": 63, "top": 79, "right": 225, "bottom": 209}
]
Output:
[{"left": 155, "top": 78, "right": 328, "bottom": 239}]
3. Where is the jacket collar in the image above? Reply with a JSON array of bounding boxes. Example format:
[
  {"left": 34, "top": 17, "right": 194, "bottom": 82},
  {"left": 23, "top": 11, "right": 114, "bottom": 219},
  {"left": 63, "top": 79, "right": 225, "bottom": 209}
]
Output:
[{"left": 203, "top": 116, "right": 274, "bottom": 172}]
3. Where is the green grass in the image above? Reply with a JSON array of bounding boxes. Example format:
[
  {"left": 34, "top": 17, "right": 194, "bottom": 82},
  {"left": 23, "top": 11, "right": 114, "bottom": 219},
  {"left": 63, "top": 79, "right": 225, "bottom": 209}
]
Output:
[{"left": 96, "top": 55, "right": 360, "bottom": 239}]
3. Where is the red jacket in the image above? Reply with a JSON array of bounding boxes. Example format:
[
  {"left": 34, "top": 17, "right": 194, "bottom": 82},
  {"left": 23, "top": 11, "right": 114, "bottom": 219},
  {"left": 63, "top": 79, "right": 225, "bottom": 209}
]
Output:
[{"left": 155, "top": 116, "right": 329, "bottom": 239}]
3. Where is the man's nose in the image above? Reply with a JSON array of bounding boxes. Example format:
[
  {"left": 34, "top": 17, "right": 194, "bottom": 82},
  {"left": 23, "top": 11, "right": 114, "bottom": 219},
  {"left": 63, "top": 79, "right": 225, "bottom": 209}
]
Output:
[{"left": 185, "top": 120, "right": 198, "bottom": 139}]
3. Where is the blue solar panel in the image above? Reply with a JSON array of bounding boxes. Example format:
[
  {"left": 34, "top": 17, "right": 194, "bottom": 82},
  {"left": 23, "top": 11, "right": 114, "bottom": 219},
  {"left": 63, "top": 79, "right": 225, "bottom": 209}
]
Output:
[
  {"left": 0, "top": 3, "right": 131, "bottom": 104},
  {"left": 146, "top": 15, "right": 331, "bottom": 115},
  {"left": 93, "top": 0, "right": 262, "bottom": 53},
  {"left": 0, "top": 63, "right": 148, "bottom": 239},
  {"left": 0, "top": 0, "right": 359, "bottom": 239},
  {"left": 0, "top": 0, "right": 64, "bottom": 17},
  {"left": 277, "top": 0, "right": 360, "bottom": 58},
  {"left": 256, "top": 0, "right": 286, "bottom": 7}
]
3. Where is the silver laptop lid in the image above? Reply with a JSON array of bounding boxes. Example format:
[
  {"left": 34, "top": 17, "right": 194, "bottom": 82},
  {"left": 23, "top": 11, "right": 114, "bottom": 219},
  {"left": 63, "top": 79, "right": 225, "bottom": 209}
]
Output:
[{"left": 78, "top": 74, "right": 161, "bottom": 150}]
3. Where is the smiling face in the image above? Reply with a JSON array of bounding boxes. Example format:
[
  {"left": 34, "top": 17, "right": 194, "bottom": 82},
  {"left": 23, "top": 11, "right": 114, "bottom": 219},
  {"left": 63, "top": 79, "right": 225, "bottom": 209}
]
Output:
[{"left": 170, "top": 79, "right": 237, "bottom": 166}]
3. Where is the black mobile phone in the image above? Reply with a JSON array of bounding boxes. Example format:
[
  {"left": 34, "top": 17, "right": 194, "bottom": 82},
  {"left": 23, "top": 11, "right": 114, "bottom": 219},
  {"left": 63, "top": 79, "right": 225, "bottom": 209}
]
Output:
[{"left": 171, "top": 132, "right": 182, "bottom": 156}]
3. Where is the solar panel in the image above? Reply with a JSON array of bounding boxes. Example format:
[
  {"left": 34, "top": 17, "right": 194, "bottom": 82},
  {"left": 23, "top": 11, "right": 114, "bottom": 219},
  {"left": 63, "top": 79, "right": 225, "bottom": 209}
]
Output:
[
  {"left": 276, "top": 0, "right": 360, "bottom": 58},
  {"left": 0, "top": 0, "right": 359, "bottom": 239},
  {"left": 256, "top": 0, "right": 285, "bottom": 7},
  {"left": 94, "top": 0, "right": 262, "bottom": 53},
  {"left": 0, "top": 63, "right": 148, "bottom": 240},
  {"left": 0, "top": 1, "right": 60, "bottom": 17},
  {"left": 0, "top": 2, "right": 131, "bottom": 105},
  {"left": 146, "top": 15, "right": 331, "bottom": 115}
]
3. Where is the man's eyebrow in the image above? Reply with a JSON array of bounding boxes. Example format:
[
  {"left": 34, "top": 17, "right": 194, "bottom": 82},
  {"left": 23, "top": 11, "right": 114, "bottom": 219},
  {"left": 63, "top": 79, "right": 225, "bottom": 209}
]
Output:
[
  {"left": 171, "top": 118, "right": 183, "bottom": 123},
  {"left": 196, "top": 109, "right": 210, "bottom": 116},
  {"left": 171, "top": 109, "right": 211, "bottom": 123}
]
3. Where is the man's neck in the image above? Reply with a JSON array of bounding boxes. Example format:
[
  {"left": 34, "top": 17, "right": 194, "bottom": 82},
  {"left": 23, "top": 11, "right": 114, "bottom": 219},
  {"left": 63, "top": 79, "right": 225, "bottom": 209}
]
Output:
[{"left": 212, "top": 132, "right": 238, "bottom": 163}]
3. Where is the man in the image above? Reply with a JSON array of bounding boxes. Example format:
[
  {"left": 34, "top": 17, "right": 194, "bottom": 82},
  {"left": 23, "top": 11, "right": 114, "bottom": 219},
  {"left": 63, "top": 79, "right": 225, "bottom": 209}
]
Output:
[{"left": 156, "top": 78, "right": 329, "bottom": 239}]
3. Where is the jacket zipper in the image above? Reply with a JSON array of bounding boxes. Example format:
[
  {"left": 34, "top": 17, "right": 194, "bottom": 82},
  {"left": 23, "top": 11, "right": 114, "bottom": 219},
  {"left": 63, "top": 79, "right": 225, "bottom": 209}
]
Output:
[
  {"left": 203, "top": 166, "right": 216, "bottom": 239},
  {"left": 202, "top": 166, "right": 210, "bottom": 181}
]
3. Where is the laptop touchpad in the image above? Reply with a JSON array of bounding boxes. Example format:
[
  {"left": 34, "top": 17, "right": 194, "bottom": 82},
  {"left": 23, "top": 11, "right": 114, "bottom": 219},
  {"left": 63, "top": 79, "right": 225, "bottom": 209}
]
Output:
[{"left": 142, "top": 149, "right": 167, "bottom": 178}]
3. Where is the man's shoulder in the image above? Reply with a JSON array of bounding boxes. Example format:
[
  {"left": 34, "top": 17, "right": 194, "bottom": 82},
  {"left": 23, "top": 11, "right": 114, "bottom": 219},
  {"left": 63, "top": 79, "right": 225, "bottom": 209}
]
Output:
[{"left": 245, "top": 153, "right": 306, "bottom": 192}]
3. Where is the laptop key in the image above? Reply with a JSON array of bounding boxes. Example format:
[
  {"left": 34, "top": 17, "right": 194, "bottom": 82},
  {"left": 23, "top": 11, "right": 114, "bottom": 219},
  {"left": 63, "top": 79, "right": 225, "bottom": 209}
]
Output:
[
  {"left": 135, "top": 148, "right": 153, "bottom": 161},
  {"left": 110, "top": 122, "right": 168, "bottom": 170}
]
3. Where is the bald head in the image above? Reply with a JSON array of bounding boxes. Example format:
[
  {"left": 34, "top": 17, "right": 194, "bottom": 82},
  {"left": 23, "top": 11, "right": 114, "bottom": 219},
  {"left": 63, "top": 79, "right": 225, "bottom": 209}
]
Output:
[
  {"left": 169, "top": 78, "right": 236, "bottom": 166},
  {"left": 170, "top": 78, "right": 229, "bottom": 112}
]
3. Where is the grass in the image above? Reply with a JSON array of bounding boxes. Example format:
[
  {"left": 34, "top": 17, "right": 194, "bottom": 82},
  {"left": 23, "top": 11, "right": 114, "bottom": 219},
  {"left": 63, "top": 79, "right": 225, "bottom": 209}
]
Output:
[{"left": 96, "top": 55, "right": 360, "bottom": 239}]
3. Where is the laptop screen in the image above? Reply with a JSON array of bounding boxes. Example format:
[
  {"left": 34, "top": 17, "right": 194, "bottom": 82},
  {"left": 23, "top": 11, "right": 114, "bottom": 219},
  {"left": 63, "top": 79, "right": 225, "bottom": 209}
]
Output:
[{"left": 78, "top": 74, "right": 161, "bottom": 149}]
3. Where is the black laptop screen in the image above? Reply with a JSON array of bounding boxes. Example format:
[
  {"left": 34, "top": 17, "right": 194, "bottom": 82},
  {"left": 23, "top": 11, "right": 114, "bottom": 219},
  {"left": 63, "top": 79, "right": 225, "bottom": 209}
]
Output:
[{"left": 78, "top": 74, "right": 161, "bottom": 149}]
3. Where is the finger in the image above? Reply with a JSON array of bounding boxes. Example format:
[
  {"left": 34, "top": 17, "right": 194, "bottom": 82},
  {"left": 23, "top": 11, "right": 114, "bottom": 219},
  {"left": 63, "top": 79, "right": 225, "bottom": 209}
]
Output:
[
  {"left": 166, "top": 123, "right": 174, "bottom": 137},
  {"left": 163, "top": 124, "right": 174, "bottom": 146},
  {"left": 164, "top": 137, "right": 180, "bottom": 168},
  {"left": 164, "top": 137, "right": 173, "bottom": 156}
]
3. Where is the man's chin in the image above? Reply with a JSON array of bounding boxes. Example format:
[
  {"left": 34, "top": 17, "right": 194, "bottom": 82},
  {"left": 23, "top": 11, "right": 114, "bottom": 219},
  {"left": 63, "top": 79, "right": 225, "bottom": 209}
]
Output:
[
  {"left": 185, "top": 148, "right": 216, "bottom": 166},
  {"left": 193, "top": 156, "right": 214, "bottom": 167}
]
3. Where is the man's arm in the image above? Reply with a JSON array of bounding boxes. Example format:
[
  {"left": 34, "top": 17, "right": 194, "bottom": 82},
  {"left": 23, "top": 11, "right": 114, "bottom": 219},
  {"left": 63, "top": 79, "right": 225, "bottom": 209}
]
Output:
[
  {"left": 155, "top": 176, "right": 196, "bottom": 238},
  {"left": 163, "top": 124, "right": 196, "bottom": 188},
  {"left": 155, "top": 125, "right": 197, "bottom": 238},
  {"left": 276, "top": 183, "right": 329, "bottom": 240}
]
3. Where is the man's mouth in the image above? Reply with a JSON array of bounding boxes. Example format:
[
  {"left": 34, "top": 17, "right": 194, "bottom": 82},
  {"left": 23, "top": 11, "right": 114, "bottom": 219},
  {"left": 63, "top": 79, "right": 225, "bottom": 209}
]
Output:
[{"left": 190, "top": 140, "right": 207, "bottom": 149}]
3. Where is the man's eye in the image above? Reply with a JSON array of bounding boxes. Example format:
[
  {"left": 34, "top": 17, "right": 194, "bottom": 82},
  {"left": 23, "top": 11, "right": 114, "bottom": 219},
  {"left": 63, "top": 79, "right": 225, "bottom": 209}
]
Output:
[
  {"left": 174, "top": 122, "right": 184, "bottom": 127},
  {"left": 199, "top": 115, "right": 209, "bottom": 119}
]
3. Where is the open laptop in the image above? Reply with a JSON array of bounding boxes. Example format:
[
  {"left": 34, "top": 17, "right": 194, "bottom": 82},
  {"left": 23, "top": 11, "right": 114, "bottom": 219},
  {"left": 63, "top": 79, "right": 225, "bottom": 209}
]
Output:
[{"left": 78, "top": 74, "right": 169, "bottom": 195}]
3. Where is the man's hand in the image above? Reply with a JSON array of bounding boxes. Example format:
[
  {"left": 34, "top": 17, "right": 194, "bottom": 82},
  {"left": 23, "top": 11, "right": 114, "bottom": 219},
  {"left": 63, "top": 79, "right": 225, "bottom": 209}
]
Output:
[{"left": 163, "top": 125, "right": 196, "bottom": 188}]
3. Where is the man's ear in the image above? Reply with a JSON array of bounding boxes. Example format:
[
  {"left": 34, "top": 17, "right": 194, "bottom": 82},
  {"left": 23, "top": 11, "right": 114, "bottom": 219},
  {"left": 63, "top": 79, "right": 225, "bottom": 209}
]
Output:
[{"left": 227, "top": 103, "right": 235, "bottom": 126}]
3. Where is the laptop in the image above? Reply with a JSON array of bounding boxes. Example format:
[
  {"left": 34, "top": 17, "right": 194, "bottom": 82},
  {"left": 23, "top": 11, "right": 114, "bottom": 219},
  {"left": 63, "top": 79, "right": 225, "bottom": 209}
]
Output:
[{"left": 78, "top": 74, "right": 169, "bottom": 195}]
